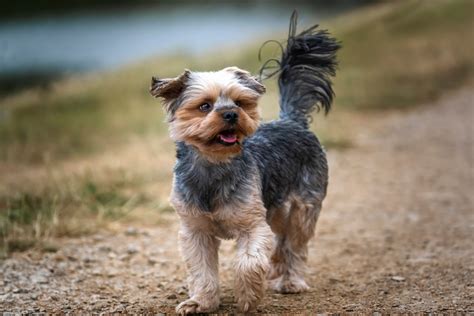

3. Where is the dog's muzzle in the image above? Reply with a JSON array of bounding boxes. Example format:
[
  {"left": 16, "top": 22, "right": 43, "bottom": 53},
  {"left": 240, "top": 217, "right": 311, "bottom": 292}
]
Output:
[{"left": 222, "top": 111, "right": 238, "bottom": 124}]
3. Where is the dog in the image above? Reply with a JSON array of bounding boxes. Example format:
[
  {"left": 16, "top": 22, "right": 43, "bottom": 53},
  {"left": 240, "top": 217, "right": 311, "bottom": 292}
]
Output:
[{"left": 150, "top": 12, "right": 339, "bottom": 314}]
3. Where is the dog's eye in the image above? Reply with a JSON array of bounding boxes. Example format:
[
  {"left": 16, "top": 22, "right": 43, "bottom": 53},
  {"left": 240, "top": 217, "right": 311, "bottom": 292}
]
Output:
[
  {"left": 199, "top": 103, "right": 212, "bottom": 112},
  {"left": 235, "top": 100, "right": 241, "bottom": 107}
]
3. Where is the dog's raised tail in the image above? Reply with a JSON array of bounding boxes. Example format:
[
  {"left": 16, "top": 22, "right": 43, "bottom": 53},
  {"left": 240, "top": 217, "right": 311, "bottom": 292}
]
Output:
[{"left": 275, "top": 11, "right": 340, "bottom": 128}]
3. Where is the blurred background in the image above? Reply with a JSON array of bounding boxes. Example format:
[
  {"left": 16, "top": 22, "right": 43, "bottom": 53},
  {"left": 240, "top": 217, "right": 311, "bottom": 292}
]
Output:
[{"left": 1, "top": 0, "right": 473, "bottom": 256}]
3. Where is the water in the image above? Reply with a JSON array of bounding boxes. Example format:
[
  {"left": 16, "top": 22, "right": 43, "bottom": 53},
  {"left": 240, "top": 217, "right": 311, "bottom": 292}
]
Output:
[{"left": 0, "top": 3, "right": 353, "bottom": 76}]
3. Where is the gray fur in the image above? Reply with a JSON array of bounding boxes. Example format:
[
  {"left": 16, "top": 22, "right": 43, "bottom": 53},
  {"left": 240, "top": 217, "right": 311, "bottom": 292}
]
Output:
[
  {"left": 167, "top": 13, "right": 340, "bottom": 312},
  {"left": 173, "top": 13, "right": 339, "bottom": 218},
  {"left": 174, "top": 118, "right": 327, "bottom": 216},
  {"left": 263, "top": 11, "right": 340, "bottom": 128}
]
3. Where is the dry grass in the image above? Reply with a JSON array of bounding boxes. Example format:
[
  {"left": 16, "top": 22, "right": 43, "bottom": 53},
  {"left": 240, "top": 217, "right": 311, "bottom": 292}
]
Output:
[
  {"left": 0, "top": 136, "right": 176, "bottom": 256},
  {"left": 1, "top": 0, "right": 473, "bottom": 255}
]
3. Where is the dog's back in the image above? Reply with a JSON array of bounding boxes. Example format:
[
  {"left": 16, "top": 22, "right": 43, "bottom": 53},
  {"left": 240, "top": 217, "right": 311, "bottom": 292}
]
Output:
[{"left": 245, "top": 120, "right": 327, "bottom": 213}]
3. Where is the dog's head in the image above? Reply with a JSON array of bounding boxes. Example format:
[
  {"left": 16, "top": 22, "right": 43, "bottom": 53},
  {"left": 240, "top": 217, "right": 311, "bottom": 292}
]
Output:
[{"left": 150, "top": 67, "right": 265, "bottom": 162}]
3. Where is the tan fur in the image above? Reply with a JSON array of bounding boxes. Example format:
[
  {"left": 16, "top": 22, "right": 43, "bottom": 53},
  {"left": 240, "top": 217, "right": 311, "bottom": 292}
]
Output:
[
  {"left": 171, "top": 176, "right": 274, "bottom": 314},
  {"left": 168, "top": 71, "right": 261, "bottom": 163},
  {"left": 268, "top": 193, "right": 322, "bottom": 293},
  {"left": 172, "top": 179, "right": 321, "bottom": 314},
  {"left": 175, "top": 218, "right": 221, "bottom": 314}
]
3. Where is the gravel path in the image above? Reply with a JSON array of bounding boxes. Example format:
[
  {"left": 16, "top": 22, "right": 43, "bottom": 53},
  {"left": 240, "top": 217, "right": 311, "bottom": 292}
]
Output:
[{"left": 1, "top": 87, "right": 473, "bottom": 314}]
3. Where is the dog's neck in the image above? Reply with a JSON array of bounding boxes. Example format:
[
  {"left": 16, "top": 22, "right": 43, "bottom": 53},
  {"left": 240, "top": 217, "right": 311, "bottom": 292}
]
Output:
[{"left": 176, "top": 141, "right": 245, "bottom": 166}]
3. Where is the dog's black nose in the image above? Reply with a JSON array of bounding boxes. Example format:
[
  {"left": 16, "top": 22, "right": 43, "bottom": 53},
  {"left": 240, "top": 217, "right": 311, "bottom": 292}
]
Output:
[{"left": 222, "top": 111, "right": 238, "bottom": 124}]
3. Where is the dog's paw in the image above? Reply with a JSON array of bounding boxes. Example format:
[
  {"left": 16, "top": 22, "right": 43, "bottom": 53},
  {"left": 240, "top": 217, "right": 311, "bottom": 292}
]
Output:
[
  {"left": 236, "top": 298, "right": 258, "bottom": 313},
  {"left": 176, "top": 298, "right": 218, "bottom": 315},
  {"left": 269, "top": 275, "right": 310, "bottom": 294},
  {"left": 176, "top": 299, "right": 201, "bottom": 315}
]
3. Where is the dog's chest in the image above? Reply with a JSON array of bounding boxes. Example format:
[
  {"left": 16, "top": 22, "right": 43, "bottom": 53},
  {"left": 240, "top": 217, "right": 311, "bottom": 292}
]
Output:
[
  {"left": 174, "top": 156, "right": 256, "bottom": 213},
  {"left": 178, "top": 177, "right": 247, "bottom": 213}
]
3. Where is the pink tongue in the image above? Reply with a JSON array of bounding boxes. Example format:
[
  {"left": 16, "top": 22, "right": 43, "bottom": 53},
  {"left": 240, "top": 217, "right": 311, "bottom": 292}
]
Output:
[{"left": 220, "top": 134, "right": 237, "bottom": 143}]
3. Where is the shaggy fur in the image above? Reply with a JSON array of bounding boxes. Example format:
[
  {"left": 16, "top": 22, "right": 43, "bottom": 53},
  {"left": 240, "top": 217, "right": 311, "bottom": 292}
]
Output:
[{"left": 150, "top": 11, "right": 340, "bottom": 314}]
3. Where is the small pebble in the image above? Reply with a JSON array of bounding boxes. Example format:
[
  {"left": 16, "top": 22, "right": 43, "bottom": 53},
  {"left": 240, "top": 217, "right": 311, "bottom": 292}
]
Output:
[
  {"left": 31, "top": 269, "right": 51, "bottom": 284},
  {"left": 166, "top": 294, "right": 177, "bottom": 300},
  {"left": 99, "top": 245, "right": 112, "bottom": 253},
  {"left": 127, "top": 245, "right": 139, "bottom": 255},
  {"left": 125, "top": 227, "right": 139, "bottom": 236},
  {"left": 391, "top": 276, "right": 405, "bottom": 282},
  {"left": 177, "top": 287, "right": 187, "bottom": 295}
]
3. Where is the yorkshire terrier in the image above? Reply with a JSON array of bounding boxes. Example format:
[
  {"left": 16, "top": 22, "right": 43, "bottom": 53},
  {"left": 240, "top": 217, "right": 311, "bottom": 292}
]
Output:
[{"left": 150, "top": 12, "right": 339, "bottom": 314}]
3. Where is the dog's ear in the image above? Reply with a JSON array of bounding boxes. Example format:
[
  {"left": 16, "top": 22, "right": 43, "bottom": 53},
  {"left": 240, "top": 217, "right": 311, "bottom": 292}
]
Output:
[
  {"left": 224, "top": 66, "right": 266, "bottom": 95},
  {"left": 150, "top": 69, "right": 191, "bottom": 107}
]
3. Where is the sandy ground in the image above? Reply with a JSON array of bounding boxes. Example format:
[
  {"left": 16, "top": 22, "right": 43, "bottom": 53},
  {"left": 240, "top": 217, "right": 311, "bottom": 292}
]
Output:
[{"left": 1, "top": 87, "right": 473, "bottom": 314}]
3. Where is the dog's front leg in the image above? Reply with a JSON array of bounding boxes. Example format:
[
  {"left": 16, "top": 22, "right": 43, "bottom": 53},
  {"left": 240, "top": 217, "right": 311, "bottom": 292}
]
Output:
[
  {"left": 176, "top": 219, "right": 220, "bottom": 315},
  {"left": 234, "top": 220, "right": 274, "bottom": 312}
]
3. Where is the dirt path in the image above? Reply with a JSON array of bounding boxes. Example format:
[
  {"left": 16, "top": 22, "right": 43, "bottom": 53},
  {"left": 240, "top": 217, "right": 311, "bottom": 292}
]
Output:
[{"left": 1, "top": 87, "right": 473, "bottom": 314}]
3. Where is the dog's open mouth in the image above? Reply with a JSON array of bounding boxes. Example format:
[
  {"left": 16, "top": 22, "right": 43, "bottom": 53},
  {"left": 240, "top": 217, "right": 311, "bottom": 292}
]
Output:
[{"left": 217, "top": 129, "right": 239, "bottom": 146}]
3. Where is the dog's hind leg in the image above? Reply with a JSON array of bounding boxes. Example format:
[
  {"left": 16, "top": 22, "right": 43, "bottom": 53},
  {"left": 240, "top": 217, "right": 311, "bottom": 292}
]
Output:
[
  {"left": 269, "top": 193, "right": 322, "bottom": 293},
  {"left": 267, "top": 201, "right": 291, "bottom": 281}
]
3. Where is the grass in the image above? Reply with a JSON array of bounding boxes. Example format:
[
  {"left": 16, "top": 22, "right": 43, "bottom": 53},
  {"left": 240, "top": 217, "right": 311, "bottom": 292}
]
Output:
[
  {"left": 1, "top": 0, "right": 473, "bottom": 255},
  {"left": 0, "top": 167, "right": 171, "bottom": 256}
]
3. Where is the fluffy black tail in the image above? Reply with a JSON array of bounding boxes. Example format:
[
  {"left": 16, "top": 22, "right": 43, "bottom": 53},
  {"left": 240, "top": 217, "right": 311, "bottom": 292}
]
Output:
[{"left": 265, "top": 11, "right": 340, "bottom": 128}]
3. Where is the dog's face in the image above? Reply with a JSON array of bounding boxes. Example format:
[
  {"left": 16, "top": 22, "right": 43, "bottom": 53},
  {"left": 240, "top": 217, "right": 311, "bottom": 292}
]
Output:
[{"left": 150, "top": 67, "right": 265, "bottom": 161}]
